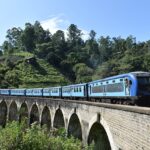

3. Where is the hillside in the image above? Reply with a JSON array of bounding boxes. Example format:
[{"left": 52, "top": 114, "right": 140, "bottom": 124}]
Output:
[
  {"left": 0, "top": 54, "right": 69, "bottom": 88},
  {"left": 1, "top": 22, "right": 150, "bottom": 89}
]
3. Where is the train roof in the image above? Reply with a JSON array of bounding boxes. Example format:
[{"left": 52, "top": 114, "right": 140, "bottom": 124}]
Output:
[
  {"left": 62, "top": 83, "right": 87, "bottom": 88},
  {"left": 43, "top": 86, "right": 61, "bottom": 89},
  {"left": 26, "top": 88, "right": 43, "bottom": 90},
  {"left": 11, "top": 88, "right": 26, "bottom": 90},
  {"left": 89, "top": 71, "right": 150, "bottom": 84}
]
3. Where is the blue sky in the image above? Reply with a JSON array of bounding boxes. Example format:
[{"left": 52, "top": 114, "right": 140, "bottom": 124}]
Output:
[{"left": 1, "top": 0, "right": 150, "bottom": 45}]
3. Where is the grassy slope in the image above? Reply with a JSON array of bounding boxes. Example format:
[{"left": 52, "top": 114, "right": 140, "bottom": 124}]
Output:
[
  {"left": 1, "top": 54, "right": 69, "bottom": 88},
  {"left": 16, "top": 59, "right": 69, "bottom": 88}
]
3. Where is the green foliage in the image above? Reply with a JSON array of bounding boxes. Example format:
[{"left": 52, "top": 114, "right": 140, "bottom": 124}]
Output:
[
  {"left": 22, "top": 123, "right": 50, "bottom": 150},
  {"left": 0, "top": 121, "right": 93, "bottom": 150},
  {"left": 1, "top": 21, "right": 150, "bottom": 85},
  {"left": 73, "top": 63, "right": 93, "bottom": 83},
  {"left": 0, "top": 121, "right": 23, "bottom": 150},
  {"left": 12, "top": 52, "right": 34, "bottom": 57}
]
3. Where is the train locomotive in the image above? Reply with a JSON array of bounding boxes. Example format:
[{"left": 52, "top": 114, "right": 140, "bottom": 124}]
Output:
[{"left": 0, "top": 71, "right": 150, "bottom": 106}]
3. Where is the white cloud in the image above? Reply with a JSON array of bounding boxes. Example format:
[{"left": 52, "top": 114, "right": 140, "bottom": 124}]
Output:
[
  {"left": 41, "top": 15, "right": 89, "bottom": 40},
  {"left": 41, "top": 15, "right": 70, "bottom": 34},
  {"left": 82, "top": 29, "right": 90, "bottom": 41}
]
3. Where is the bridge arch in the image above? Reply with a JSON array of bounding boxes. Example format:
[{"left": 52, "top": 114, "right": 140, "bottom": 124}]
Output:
[
  {"left": 0, "top": 101, "right": 7, "bottom": 127},
  {"left": 87, "top": 115, "right": 116, "bottom": 150},
  {"left": 30, "top": 103, "right": 39, "bottom": 124},
  {"left": 9, "top": 101, "right": 18, "bottom": 121},
  {"left": 19, "top": 102, "right": 29, "bottom": 123},
  {"left": 41, "top": 106, "right": 51, "bottom": 129},
  {"left": 68, "top": 113, "right": 82, "bottom": 140},
  {"left": 53, "top": 108, "right": 65, "bottom": 129}
]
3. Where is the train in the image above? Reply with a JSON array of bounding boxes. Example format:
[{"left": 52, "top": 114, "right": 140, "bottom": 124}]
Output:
[{"left": 0, "top": 71, "right": 150, "bottom": 106}]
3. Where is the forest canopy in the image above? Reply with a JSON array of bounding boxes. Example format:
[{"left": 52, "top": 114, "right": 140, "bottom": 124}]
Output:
[{"left": 0, "top": 21, "right": 150, "bottom": 88}]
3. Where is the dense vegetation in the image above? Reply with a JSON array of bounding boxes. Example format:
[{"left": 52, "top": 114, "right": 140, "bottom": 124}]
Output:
[
  {"left": 0, "top": 21, "right": 150, "bottom": 88},
  {"left": 0, "top": 121, "right": 93, "bottom": 150}
]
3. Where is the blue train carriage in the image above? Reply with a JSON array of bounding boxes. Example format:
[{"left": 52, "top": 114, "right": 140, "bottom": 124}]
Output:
[
  {"left": 62, "top": 83, "right": 88, "bottom": 100},
  {"left": 0, "top": 89, "right": 10, "bottom": 95},
  {"left": 71, "top": 83, "right": 88, "bottom": 100},
  {"left": 62, "top": 85, "right": 72, "bottom": 98},
  {"left": 26, "top": 89, "right": 33, "bottom": 96},
  {"left": 10, "top": 89, "right": 26, "bottom": 96},
  {"left": 88, "top": 71, "right": 150, "bottom": 105},
  {"left": 32, "top": 88, "right": 43, "bottom": 96},
  {"left": 50, "top": 86, "right": 62, "bottom": 97},
  {"left": 43, "top": 87, "right": 52, "bottom": 97}
]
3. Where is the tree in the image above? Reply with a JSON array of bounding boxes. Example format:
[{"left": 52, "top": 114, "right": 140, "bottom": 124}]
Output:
[
  {"left": 89, "top": 30, "right": 96, "bottom": 40},
  {"left": 67, "top": 24, "right": 84, "bottom": 51},
  {"left": 2, "top": 41, "right": 14, "bottom": 55},
  {"left": 98, "top": 36, "right": 112, "bottom": 63},
  {"left": 34, "top": 21, "right": 51, "bottom": 44},
  {"left": 83, "top": 30, "right": 99, "bottom": 68},
  {"left": 73, "top": 63, "right": 93, "bottom": 83},
  {"left": 36, "top": 42, "right": 53, "bottom": 58},
  {"left": 6, "top": 27, "right": 23, "bottom": 48},
  {"left": 21, "top": 23, "right": 36, "bottom": 53},
  {"left": 52, "top": 30, "right": 67, "bottom": 58}
]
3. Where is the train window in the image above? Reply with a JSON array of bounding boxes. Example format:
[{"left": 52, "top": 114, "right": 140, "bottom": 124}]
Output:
[
  {"left": 106, "top": 81, "right": 109, "bottom": 84},
  {"left": 120, "top": 79, "right": 123, "bottom": 81},
  {"left": 137, "top": 77, "right": 150, "bottom": 85},
  {"left": 76, "top": 88, "right": 78, "bottom": 92},
  {"left": 92, "top": 85, "right": 104, "bottom": 93},
  {"left": 79, "top": 87, "right": 81, "bottom": 92},
  {"left": 106, "top": 83, "right": 124, "bottom": 92},
  {"left": 112, "top": 80, "right": 115, "bottom": 83},
  {"left": 137, "top": 77, "right": 150, "bottom": 92}
]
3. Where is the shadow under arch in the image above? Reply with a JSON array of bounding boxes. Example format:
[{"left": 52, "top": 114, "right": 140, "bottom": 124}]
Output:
[
  {"left": 19, "top": 102, "right": 29, "bottom": 123},
  {"left": 68, "top": 113, "right": 82, "bottom": 140},
  {"left": 41, "top": 106, "right": 51, "bottom": 130},
  {"left": 53, "top": 108, "right": 65, "bottom": 129},
  {"left": 0, "top": 101, "right": 7, "bottom": 127},
  {"left": 30, "top": 104, "right": 39, "bottom": 124},
  {"left": 9, "top": 101, "right": 18, "bottom": 122},
  {"left": 88, "top": 122, "right": 111, "bottom": 150}
]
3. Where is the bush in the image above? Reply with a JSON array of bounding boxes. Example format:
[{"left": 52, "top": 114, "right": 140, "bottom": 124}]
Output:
[{"left": 0, "top": 121, "right": 94, "bottom": 150}]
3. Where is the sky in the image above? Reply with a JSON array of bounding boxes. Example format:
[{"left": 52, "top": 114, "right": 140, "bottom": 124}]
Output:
[{"left": 1, "top": 0, "right": 150, "bottom": 45}]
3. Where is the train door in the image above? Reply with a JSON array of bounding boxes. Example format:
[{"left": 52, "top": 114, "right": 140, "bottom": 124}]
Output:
[
  {"left": 103, "top": 82, "right": 106, "bottom": 97},
  {"left": 125, "top": 78, "right": 130, "bottom": 96},
  {"left": 84, "top": 84, "right": 88, "bottom": 98},
  {"left": 59, "top": 87, "right": 62, "bottom": 98},
  {"left": 88, "top": 84, "right": 91, "bottom": 95},
  {"left": 70, "top": 86, "right": 73, "bottom": 98}
]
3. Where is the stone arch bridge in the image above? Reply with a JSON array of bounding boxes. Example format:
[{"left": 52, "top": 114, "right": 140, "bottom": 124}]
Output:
[{"left": 0, "top": 96, "right": 150, "bottom": 150}]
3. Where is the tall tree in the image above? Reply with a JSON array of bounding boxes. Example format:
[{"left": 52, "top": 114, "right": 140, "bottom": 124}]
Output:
[
  {"left": 98, "top": 36, "right": 112, "bottom": 63},
  {"left": 34, "top": 21, "right": 51, "bottom": 44},
  {"left": 6, "top": 27, "right": 23, "bottom": 48},
  {"left": 52, "top": 30, "right": 67, "bottom": 58},
  {"left": 67, "top": 24, "right": 84, "bottom": 51},
  {"left": 21, "top": 23, "right": 36, "bottom": 53}
]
